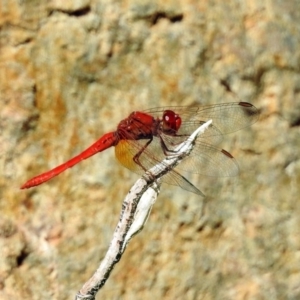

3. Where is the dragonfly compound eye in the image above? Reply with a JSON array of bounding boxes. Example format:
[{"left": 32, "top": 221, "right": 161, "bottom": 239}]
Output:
[{"left": 162, "top": 110, "right": 182, "bottom": 134}]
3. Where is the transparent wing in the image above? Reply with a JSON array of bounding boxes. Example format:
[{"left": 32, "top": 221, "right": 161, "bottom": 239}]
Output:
[
  {"left": 114, "top": 134, "right": 239, "bottom": 195},
  {"left": 144, "top": 102, "right": 259, "bottom": 143},
  {"left": 172, "top": 141, "right": 239, "bottom": 176},
  {"left": 115, "top": 139, "right": 204, "bottom": 195}
]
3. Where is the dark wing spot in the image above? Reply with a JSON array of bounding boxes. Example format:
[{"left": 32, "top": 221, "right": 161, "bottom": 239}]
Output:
[
  {"left": 221, "top": 149, "right": 234, "bottom": 158},
  {"left": 238, "top": 102, "right": 253, "bottom": 108}
]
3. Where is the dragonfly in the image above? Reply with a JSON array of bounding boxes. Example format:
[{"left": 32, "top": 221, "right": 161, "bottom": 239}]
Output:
[{"left": 21, "top": 102, "right": 259, "bottom": 195}]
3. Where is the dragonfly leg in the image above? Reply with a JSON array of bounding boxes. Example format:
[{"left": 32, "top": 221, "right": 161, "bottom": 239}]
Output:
[
  {"left": 132, "top": 137, "right": 166, "bottom": 187},
  {"left": 132, "top": 138, "right": 153, "bottom": 172},
  {"left": 158, "top": 135, "right": 186, "bottom": 156}
]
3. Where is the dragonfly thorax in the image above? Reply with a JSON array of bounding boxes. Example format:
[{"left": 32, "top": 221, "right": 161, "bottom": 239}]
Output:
[{"left": 117, "top": 111, "right": 158, "bottom": 140}]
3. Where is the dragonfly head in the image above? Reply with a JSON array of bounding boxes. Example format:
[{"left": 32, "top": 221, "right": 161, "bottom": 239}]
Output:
[{"left": 162, "top": 110, "right": 182, "bottom": 135}]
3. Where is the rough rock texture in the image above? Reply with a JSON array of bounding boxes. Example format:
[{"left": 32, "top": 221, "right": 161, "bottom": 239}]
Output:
[{"left": 1, "top": 0, "right": 300, "bottom": 299}]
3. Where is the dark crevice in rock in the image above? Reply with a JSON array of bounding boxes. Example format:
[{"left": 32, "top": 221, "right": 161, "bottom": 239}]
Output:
[
  {"left": 220, "top": 79, "right": 233, "bottom": 93},
  {"left": 49, "top": 5, "right": 91, "bottom": 17},
  {"left": 16, "top": 249, "right": 29, "bottom": 267},
  {"left": 69, "top": 6, "right": 91, "bottom": 17},
  {"left": 290, "top": 116, "right": 300, "bottom": 127},
  {"left": 150, "top": 12, "right": 183, "bottom": 25},
  {"left": 137, "top": 11, "right": 184, "bottom": 26},
  {"left": 21, "top": 112, "right": 40, "bottom": 132}
]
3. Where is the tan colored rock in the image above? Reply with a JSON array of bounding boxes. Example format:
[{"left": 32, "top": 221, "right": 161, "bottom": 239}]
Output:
[{"left": 0, "top": 0, "right": 300, "bottom": 299}]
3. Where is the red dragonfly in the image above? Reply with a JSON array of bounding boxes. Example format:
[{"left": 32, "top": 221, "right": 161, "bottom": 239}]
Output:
[{"left": 21, "top": 102, "right": 259, "bottom": 195}]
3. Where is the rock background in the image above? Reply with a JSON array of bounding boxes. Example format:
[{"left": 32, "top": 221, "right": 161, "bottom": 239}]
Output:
[{"left": 1, "top": 0, "right": 300, "bottom": 299}]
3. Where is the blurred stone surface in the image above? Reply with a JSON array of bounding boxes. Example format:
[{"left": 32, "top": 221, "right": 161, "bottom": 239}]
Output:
[{"left": 0, "top": 0, "right": 300, "bottom": 299}]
